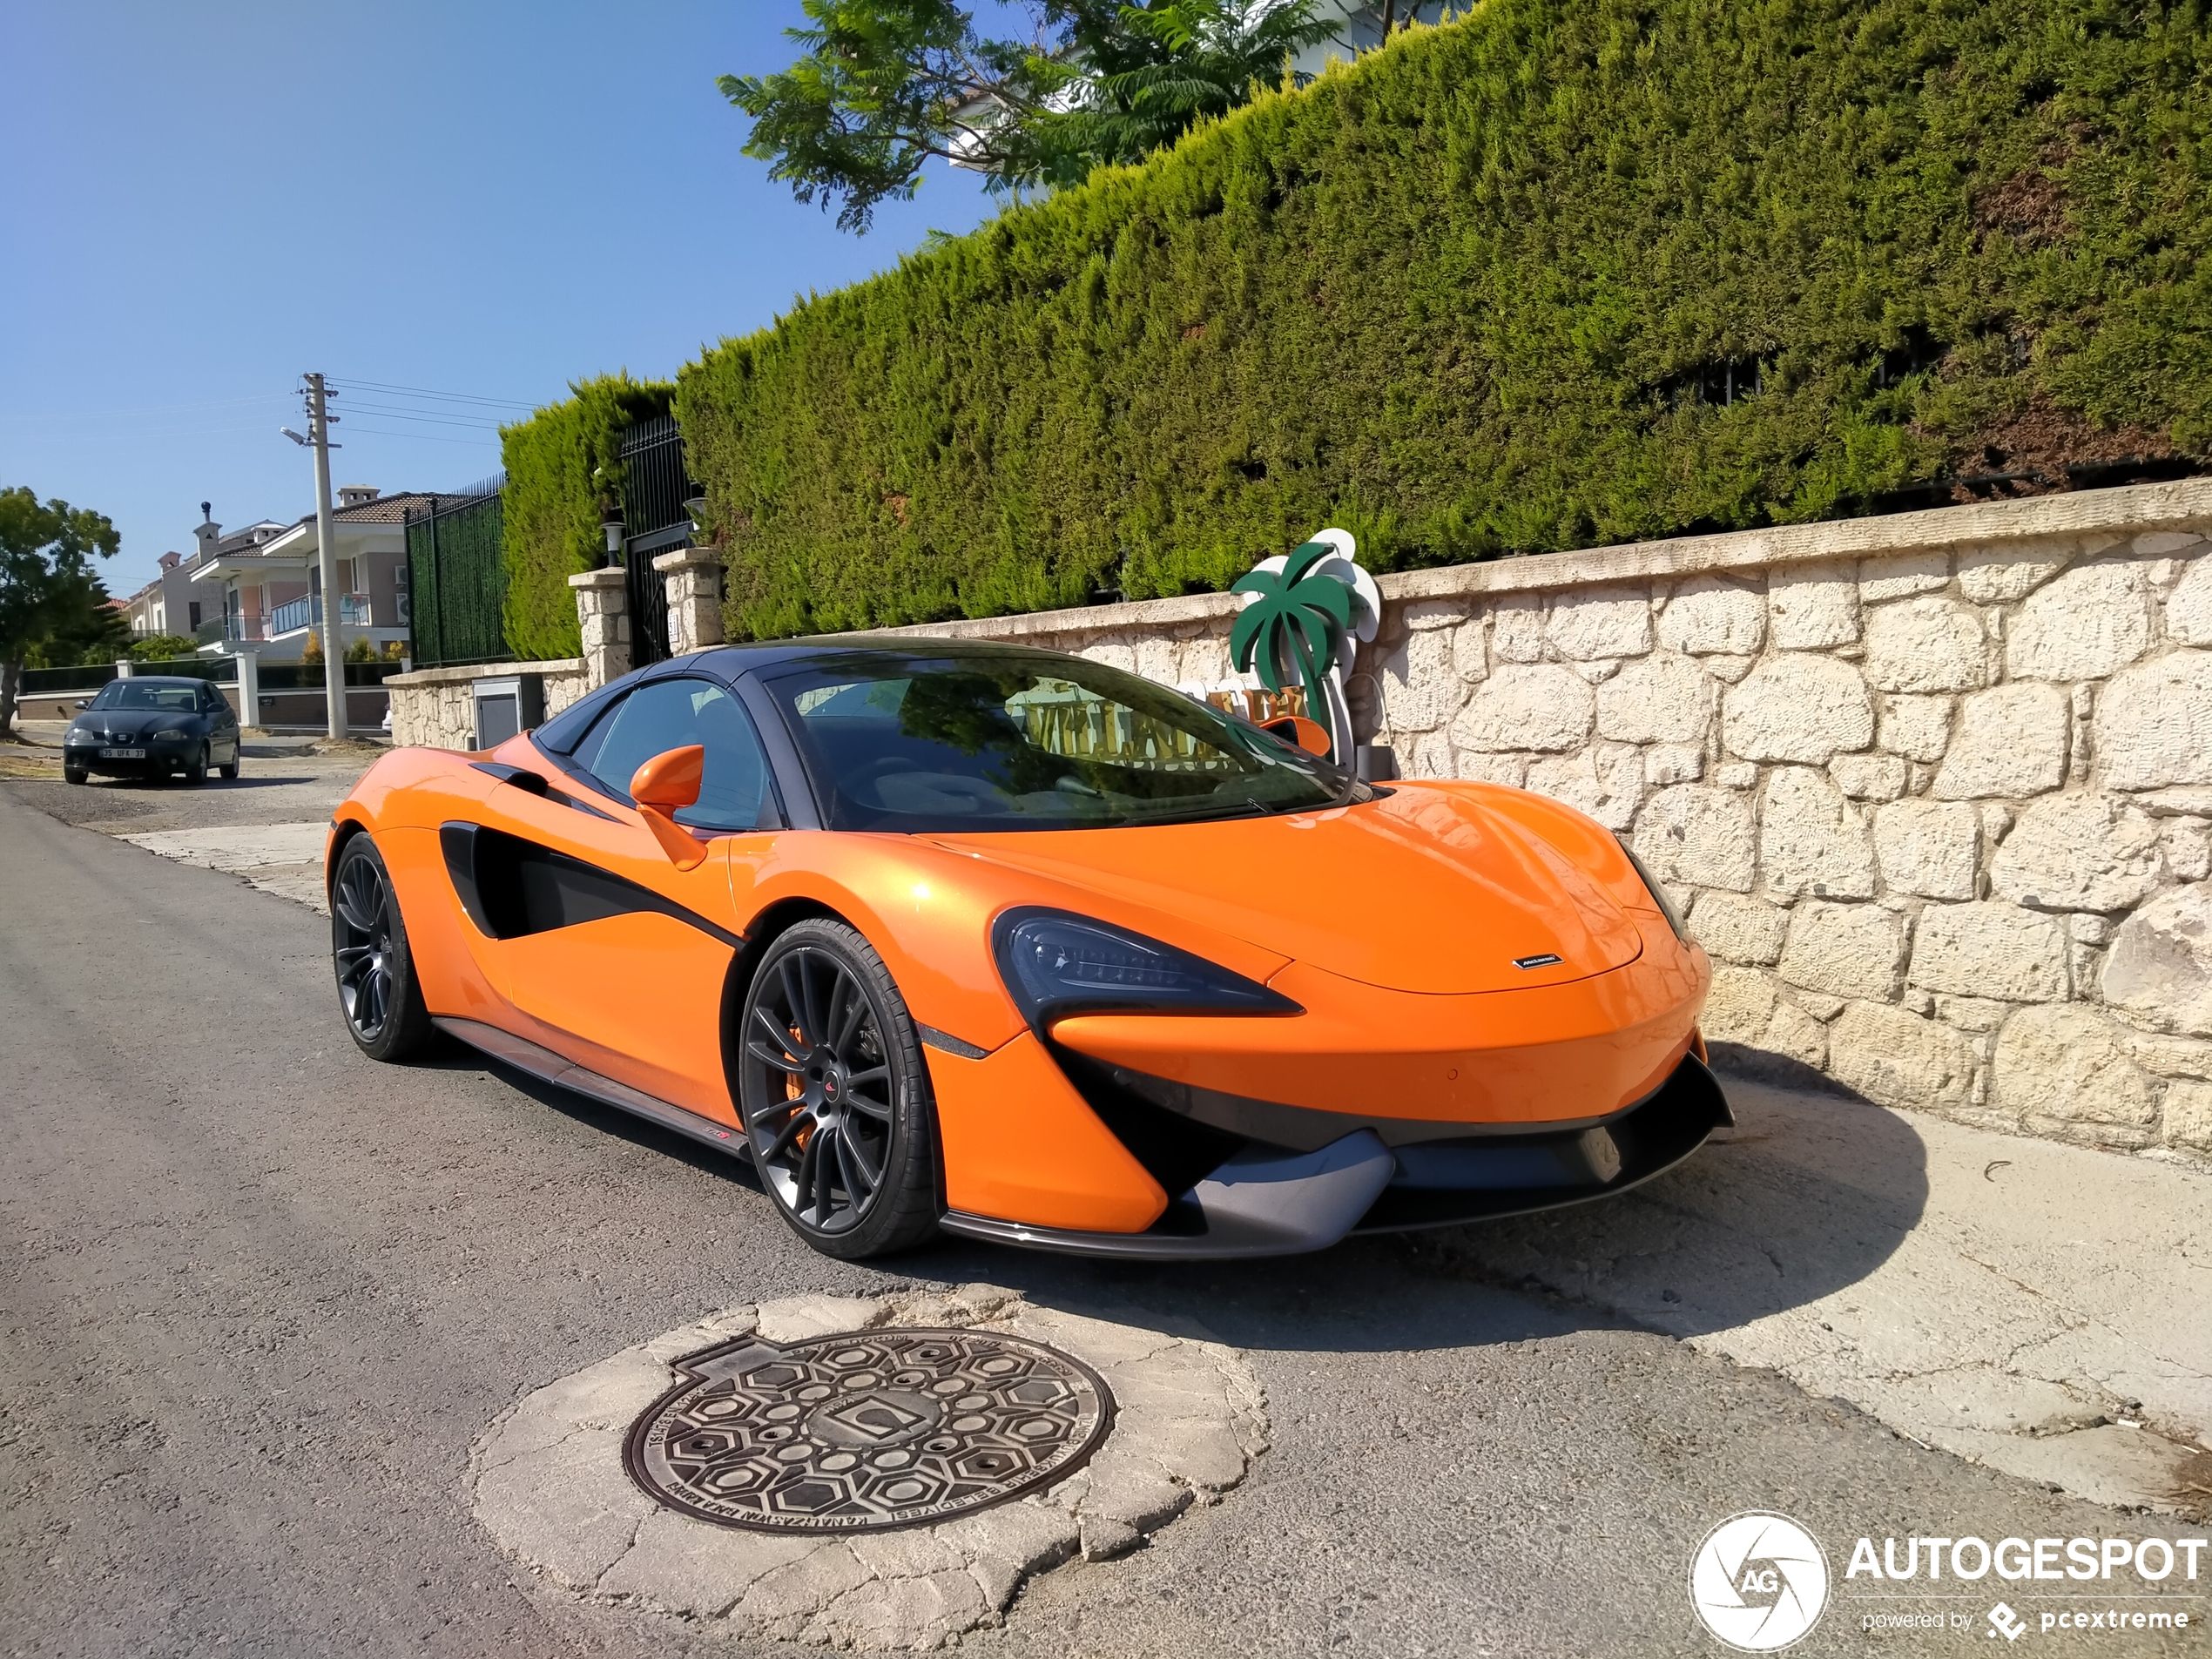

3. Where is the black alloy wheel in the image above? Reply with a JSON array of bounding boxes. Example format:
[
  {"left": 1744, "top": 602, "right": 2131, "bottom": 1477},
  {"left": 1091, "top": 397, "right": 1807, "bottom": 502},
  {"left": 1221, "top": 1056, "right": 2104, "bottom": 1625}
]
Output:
[
  {"left": 737, "top": 919, "right": 941, "bottom": 1259},
  {"left": 330, "top": 835, "right": 435, "bottom": 1062}
]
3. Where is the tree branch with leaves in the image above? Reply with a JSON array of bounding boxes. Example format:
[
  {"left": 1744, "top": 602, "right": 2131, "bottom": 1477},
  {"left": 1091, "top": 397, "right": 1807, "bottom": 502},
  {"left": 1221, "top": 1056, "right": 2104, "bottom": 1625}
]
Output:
[
  {"left": 722, "top": 0, "right": 1341, "bottom": 233},
  {"left": 0, "top": 487, "right": 120, "bottom": 738}
]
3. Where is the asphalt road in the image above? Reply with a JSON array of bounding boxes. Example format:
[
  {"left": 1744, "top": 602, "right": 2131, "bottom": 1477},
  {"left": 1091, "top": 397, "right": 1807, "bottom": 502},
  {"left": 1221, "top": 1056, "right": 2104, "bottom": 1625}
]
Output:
[
  {"left": 0, "top": 730, "right": 376, "bottom": 836},
  {"left": 0, "top": 781, "right": 2196, "bottom": 1657}
]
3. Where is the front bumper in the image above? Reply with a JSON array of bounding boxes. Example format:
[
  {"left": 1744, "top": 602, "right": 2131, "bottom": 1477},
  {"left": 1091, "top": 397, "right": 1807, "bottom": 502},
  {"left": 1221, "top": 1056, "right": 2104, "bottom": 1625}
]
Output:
[
  {"left": 66, "top": 743, "right": 195, "bottom": 774},
  {"left": 938, "top": 1051, "right": 1732, "bottom": 1259}
]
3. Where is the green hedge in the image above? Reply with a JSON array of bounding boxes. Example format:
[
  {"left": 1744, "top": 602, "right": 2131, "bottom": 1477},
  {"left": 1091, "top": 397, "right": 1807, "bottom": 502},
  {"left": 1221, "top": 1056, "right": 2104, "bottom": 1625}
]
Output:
[
  {"left": 678, "top": 0, "right": 2212, "bottom": 638},
  {"left": 498, "top": 374, "right": 673, "bottom": 659}
]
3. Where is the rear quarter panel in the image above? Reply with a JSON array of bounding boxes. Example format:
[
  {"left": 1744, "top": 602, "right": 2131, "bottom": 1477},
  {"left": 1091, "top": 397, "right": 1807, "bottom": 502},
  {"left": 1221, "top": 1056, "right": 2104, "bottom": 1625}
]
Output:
[{"left": 333, "top": 749, "right": 506, "bottom": 1023}]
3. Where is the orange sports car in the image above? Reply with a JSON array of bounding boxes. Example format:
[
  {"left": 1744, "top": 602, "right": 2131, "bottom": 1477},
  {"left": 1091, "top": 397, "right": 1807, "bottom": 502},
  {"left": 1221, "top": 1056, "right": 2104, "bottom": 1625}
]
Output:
[{"left": 327, "top": 638, "right": 1724, "bottom": 1260}]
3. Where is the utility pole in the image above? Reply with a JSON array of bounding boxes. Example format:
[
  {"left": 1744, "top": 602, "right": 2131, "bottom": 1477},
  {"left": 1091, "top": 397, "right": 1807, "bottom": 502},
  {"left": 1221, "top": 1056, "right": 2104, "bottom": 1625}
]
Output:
[{"left": 303, "top": 373, "right": 347, "bottom": 738}]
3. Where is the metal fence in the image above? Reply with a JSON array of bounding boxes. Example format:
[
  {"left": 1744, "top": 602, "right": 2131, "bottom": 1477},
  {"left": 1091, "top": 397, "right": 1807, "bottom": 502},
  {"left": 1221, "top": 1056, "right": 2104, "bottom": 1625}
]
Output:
[
  {"left": 405, "top": 484, "right": 511, "bottom": 668},
  {"left": 19, "top": 658, "right": 240, "bottom": 695},
  {"left": 258, "top": 661, "right": 408, "bottom": 691},
  {"left": 619, "top": 415, "right": 698, "bottom": 667}
]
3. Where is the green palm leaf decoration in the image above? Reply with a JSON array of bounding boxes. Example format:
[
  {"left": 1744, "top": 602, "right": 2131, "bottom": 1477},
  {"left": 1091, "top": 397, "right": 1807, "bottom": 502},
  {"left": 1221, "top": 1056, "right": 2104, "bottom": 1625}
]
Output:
[{"left": 1229, "top": 540, "right": 1352, "bottom": 749}]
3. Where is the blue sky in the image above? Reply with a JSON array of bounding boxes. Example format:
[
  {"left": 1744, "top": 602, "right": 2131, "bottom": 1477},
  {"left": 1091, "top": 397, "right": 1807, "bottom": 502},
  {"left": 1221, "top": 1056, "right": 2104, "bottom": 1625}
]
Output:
[{"left": 0, "top": 2, "right": 1007, "bottom": 597}]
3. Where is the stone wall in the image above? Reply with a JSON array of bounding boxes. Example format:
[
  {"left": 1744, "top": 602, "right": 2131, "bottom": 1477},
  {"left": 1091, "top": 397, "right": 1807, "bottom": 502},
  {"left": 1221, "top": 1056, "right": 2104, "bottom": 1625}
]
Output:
[
  {"left": 385, "top": 658, "right": 589, "bottom": 751},
  {"left": 884, "top": 479, "right": 2212, "bottom": 1166}
]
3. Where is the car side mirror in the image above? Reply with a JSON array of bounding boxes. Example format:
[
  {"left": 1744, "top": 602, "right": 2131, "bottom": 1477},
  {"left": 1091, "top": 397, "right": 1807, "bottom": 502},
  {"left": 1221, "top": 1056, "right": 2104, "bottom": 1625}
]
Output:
[
  {"left": 1262, "top": 714, "right": 1333, "bottom": 759},
  {"left": 630, "top": 745, "right": 707, "bottom": 870},
  {"left": 75, "top": 699, "right": 89, "bottom": 711}
]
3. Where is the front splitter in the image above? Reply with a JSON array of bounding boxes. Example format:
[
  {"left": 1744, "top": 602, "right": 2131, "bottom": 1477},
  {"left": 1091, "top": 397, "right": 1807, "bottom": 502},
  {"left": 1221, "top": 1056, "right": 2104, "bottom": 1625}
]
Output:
[{"left": 941, "top": 1055, "right": 1732, "bottom": 1259}]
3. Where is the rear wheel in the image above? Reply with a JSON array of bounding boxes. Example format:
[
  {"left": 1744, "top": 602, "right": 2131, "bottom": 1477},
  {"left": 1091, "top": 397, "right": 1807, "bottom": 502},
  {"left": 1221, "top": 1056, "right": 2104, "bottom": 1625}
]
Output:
[
  {"left": 331, "top": 834, "right": 436, "bottom": 1062},
  {"left": 738, "top": 919, "right": 941, "bottom": 1259},
  {"left": 218, "top": 745, "right": 239, "bottom": 780}
]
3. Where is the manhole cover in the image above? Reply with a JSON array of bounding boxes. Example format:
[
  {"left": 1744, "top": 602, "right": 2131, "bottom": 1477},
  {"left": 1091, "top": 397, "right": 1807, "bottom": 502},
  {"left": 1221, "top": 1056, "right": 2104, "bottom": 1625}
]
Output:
[{"left": 623, "top": 1327, "right": 1115, "bottom": 1533}]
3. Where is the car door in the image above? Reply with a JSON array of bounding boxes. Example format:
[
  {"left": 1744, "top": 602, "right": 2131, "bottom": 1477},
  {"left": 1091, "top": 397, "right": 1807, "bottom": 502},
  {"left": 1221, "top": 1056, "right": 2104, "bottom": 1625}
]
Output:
[
  {"left": 465, "top": 675, "right": 779, "bottom": 1122},
  {"left": 203, "top": 681, "right": 239, "bottom": 759}
]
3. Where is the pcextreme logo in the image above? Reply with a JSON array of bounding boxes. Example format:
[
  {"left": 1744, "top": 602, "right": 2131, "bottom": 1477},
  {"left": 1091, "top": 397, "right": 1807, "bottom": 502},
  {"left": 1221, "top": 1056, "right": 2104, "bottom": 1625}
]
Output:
[{"left": 1689, "top": 1512, "right": 1832, "bottom": 1651}]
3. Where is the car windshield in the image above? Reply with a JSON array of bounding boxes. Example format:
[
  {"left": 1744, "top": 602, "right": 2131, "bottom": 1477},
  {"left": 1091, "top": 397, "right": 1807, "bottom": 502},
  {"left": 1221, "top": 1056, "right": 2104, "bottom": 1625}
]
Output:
[
  {"left": 759, "top": 648, "right": 1363, "bottom": 833},
  {"left": 86, "top": 682, "right": 199, "bottom": 711}
]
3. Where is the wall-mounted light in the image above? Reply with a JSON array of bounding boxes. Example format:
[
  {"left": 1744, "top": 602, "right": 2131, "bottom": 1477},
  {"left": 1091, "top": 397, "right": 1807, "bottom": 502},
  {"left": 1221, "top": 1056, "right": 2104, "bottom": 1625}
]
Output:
[{"left": 601, "top": 509, "right": 625, "bottom": 566}]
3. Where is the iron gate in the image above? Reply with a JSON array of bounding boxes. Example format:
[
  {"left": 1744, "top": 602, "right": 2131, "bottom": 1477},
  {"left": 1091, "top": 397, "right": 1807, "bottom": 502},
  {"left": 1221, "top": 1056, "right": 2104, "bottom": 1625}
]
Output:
[{"left": 618, "top": 415, "right": 698, "bottom": 667}]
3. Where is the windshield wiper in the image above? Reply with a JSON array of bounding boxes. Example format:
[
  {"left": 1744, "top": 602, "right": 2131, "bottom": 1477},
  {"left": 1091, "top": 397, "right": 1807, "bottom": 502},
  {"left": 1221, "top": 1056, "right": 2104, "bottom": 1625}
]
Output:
[{"left": 1123, "top": 796, "right": 1277, "bottom": 827}]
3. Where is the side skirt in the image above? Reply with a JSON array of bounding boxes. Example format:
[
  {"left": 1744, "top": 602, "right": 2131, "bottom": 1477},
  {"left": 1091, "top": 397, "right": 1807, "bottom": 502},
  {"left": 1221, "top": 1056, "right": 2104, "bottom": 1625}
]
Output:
[{"left": 434, "top": 1016, "right": 749, "bottom": 1163}]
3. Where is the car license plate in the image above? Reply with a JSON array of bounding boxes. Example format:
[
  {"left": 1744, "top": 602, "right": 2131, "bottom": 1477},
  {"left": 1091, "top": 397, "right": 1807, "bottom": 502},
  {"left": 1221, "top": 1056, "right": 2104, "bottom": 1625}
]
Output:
[{"left": 100, "top": 747, "right": 145, "bottom": 759}]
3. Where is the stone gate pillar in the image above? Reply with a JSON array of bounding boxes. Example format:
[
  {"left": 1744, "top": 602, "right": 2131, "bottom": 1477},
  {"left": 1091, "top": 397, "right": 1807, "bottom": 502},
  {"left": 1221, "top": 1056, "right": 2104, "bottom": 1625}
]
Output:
[
  {"left": 653, "top": 547, "right": 725, "bottom": 656},
  {"left": 568, "top": 568, "right": 631, "bottom": 689}
]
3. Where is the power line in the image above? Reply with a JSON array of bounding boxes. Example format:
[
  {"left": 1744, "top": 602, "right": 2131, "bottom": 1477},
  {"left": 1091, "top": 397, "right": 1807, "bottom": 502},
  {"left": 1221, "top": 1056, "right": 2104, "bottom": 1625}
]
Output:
[
  {"left": 330, "top": 401, "right": 508, "bottom": 430},
  {"left": 340, "top": 424, "right": 502, "bottom": 446},
  {"left": 325, "top": 375, "right": 539, "bottom": 410},
  {"left": 1, "top": 426, "right": 270, "bottom": 442},
  {"left": 0, "top": 393, "right": 292, "bottom": 422}
]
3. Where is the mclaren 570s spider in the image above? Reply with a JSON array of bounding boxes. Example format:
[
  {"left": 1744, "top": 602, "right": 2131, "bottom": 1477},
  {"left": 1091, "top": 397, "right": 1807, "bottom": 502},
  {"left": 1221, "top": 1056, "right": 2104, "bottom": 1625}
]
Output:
[{"left": 327, "top": 637, "right": 1723, "bottom": 1260}]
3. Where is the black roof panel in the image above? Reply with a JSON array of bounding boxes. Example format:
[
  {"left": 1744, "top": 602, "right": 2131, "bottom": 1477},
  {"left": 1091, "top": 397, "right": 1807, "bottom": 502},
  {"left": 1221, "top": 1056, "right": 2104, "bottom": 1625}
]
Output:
[{"left": 692, "top": 634, "right": 1075, "bottom": 679}]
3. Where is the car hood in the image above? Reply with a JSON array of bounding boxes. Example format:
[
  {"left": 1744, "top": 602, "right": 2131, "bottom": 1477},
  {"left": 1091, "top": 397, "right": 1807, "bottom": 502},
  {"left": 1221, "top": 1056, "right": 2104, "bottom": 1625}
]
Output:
[
  {"left": 75, "top": 714, "right": 188, "bottom": 738},
  {"left": 928, "top": 786, "right": 1644, "bottom": 995}
]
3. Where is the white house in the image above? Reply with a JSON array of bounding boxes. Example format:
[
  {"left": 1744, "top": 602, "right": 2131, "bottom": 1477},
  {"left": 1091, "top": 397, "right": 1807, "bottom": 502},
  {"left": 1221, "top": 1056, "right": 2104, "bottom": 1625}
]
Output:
[
  {"left": 1292, "top": 0, "right": 1451, "bottom": 75},
  {"left": 118, "top": 550, "right": 229, "bottom": 644},
  {"left": 945, "top": 3, "right": 1450, "bottom": 168},
  {"left": 187, "top": 487, "right": 445, "bottom": 661}
]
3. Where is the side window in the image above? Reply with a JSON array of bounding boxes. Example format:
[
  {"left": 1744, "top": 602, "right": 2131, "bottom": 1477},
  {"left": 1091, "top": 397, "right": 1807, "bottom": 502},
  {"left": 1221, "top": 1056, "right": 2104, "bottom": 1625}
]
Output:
[
  {"left": 575, "top": 678, "right": 772, "bottom": 833},
  {"left": 534, "top": 683, "right": 617, "bottom": 754}
]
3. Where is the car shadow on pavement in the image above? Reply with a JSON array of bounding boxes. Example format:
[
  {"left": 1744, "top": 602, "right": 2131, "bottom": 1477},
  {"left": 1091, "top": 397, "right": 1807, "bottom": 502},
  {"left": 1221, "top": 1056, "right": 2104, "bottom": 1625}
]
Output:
[
  {"left": 416, "top": 1031, "right": 1929, "bottom": 1361},
  {"left": 415, "top": 1041, "right": 768, "bottom": 1197},
  {"left": 913, "top": 1069, "right": 1932, "bottom": 1359}
]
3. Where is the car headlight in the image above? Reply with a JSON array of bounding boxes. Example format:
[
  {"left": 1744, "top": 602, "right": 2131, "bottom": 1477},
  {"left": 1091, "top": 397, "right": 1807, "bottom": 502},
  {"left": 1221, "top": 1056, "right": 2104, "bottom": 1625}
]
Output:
[
  {"left": 155, "top": 725, "right": 197, "bottom": 742},
  {"left": 992, "top": 907, "right": 1302, "bottom": 1028},
  {"left": 1617, "top": 835, "right": 1693, "bottom": 944},
  {"left": 64, "top": 730, "right": 94, "bottom": 745}
]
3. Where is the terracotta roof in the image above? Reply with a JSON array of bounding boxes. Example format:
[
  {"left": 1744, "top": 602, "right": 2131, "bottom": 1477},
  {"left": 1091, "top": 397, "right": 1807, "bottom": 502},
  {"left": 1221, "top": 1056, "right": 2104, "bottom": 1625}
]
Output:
[{"left": 332, "top": 490, "right": 478, "bottom": 523}]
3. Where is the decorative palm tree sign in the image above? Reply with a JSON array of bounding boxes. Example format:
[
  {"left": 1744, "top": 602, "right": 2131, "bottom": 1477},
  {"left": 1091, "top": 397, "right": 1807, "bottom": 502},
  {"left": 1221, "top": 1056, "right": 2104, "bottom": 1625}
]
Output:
[{"left": 1229, "top": 528, "right": 1379, "bottom": 762}]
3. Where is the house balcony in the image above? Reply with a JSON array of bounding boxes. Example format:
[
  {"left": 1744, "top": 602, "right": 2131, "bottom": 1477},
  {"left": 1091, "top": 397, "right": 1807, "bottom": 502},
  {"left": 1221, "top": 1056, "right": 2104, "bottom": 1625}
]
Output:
[
  {"left": 198, "top": 614, "right": 268, "bottom": 646},
  {"left": 270, "top": 593, "right": 374, "bottom": 636}
]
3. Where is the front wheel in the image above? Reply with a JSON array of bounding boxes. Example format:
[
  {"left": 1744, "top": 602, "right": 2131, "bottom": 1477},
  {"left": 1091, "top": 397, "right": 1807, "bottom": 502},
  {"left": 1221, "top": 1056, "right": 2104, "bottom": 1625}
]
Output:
[
  {"left": 737, "top": 919, "right": 941, "bottom": 1259},
  {"left": 331, "top": 833, "right": 436, "bottom": 1062},
  {"left": 64, "top": 763, "right": 86, "bottom": 786},
  {"left": 182, "top": 742, "right": 208, "bottom": 786}
]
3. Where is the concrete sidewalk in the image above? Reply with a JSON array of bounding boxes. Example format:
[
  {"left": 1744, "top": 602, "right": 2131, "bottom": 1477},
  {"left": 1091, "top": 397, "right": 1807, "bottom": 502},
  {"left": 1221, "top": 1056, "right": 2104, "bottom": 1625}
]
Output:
[
  {"left": 1426, "top": 1074, "right": 2212, "bottom": 1516},
  {"left": 123, "top": 822, "right": 333, "bottom": 912}
]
